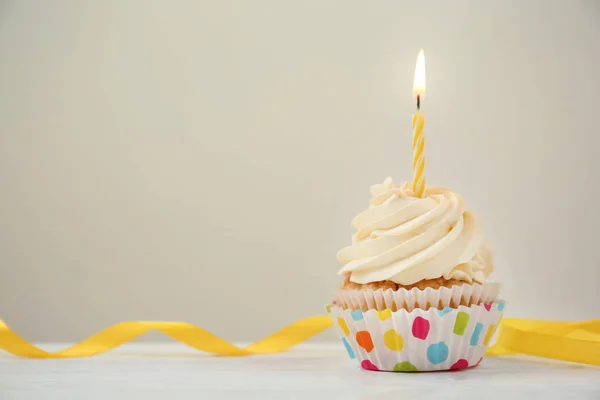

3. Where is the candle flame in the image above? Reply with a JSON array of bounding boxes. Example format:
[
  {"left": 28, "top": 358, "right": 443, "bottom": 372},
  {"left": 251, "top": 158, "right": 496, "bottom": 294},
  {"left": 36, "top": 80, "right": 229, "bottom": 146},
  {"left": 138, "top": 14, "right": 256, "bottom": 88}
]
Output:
[{"left": 413, "top": 49, "right": 426, "bottom": 98}]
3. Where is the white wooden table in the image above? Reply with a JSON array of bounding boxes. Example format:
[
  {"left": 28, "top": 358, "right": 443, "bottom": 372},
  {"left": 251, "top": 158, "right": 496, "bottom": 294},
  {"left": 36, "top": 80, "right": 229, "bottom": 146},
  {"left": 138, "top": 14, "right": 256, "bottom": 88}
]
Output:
[{"left": 1, "top": 343, "right": 599, "bottom": 399}]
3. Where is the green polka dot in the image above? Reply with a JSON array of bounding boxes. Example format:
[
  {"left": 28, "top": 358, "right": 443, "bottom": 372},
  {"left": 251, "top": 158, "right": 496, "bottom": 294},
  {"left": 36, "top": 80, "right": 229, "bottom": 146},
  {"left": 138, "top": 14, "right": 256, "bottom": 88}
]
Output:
[
  {"left": 393, "top": 361, "right": 418, "bottom": 372},
  {"left": 325, "top": 305, "right": 332, "bottom": 314},
  {"left": 453, "top": 311, "right": 470, "bottom": 336}
]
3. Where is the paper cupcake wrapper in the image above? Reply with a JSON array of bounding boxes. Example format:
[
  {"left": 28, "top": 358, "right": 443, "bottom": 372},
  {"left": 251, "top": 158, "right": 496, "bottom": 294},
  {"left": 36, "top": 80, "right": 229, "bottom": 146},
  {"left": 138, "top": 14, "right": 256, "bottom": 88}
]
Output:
[
  {"left": 327, "top": 299, "right": 506, "bottom": 372},
  {"left": 336, "top": 282, "right": 500, "bottom": 312}
]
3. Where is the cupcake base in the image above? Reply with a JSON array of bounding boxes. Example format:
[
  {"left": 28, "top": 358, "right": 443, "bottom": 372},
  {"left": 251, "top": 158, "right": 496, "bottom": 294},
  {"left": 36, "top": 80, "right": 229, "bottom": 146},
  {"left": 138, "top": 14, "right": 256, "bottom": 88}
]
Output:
[
  {"left": 327, "top": 300, "right": 505, "bottom": 372},
  {"left": 336, "top": 281, "right": 501, "bottom": 312}
]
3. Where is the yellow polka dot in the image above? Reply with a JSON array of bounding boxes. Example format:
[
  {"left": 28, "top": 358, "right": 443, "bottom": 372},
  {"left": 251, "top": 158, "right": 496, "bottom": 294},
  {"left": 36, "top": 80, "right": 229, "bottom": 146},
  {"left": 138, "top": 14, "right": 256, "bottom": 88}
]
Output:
[
  {"left": 376, "top": 309, "right": 392, "bottom": 321},
  {"left": 484, "top": 324, "right": 496, "bottom": 345},
  {"left": 337, "top": 317, "right": 350, "bottom": 336},
  {"left": 383, "top": 329, "right": 404, "bottom": 352}
]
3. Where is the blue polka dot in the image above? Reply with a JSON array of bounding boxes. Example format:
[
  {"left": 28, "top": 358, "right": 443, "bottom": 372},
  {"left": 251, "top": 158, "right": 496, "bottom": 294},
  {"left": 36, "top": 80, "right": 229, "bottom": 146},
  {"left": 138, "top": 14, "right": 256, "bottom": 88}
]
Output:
[
  {"left": 350, "top": 309, "right": 364, "bottom": 321},
  {"left": 437, "top": 307, "right": 453, "bottom": 316},
  {"left": 471, "top": 323, "right": 484, "bottom": 346},
  {"left": 497, "top": 301, "right": 505, "bottom": 312},
  {"left": 342, "top": 337, "right": 355, "bottom": 359},
  {"left": 426, "top": 342, "right": 449, "bottom": 365}
]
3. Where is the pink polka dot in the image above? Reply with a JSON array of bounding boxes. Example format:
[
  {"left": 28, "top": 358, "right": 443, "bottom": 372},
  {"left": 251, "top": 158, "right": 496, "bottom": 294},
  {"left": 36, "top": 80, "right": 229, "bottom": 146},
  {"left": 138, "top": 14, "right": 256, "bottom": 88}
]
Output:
[
  {"left": 484, "top": 302, "right": 493, "bottom": 311},
  {"left": 361, "top": 360, "right": 379, "bottom": 371},
  {"left": 411, "top": 316, "right": 430, "bottom": 340},
  {"left": 450, "top": 359, "right": 469, "bottom": 370}
]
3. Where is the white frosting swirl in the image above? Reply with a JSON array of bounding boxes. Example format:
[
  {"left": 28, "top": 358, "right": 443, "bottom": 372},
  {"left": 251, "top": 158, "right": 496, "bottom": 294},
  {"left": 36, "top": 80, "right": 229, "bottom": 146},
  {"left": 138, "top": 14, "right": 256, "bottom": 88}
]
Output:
[{"left": 337, "top": 178, "right": 494, "bottom": 285}]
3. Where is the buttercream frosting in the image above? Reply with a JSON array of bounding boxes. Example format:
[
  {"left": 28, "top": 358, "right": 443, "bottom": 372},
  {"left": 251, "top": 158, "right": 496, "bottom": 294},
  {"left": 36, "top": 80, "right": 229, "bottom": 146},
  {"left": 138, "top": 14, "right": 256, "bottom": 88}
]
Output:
[{"left": 337, "top": 178, "right": 494, "bottom": 285}]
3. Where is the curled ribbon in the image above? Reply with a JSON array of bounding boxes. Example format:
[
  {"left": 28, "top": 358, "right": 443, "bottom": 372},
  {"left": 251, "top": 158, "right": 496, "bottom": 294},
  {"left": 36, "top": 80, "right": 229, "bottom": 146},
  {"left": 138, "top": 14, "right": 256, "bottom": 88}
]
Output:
[{"left": 1, "top": 317, "right": 599, "bottom": 365}]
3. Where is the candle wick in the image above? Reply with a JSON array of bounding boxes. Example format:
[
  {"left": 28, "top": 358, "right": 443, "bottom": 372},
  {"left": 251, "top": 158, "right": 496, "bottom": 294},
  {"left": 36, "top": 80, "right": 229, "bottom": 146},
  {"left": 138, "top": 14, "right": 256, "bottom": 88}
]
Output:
[{"left": 416, "top": 95, "right": 420, "bottom": 110}]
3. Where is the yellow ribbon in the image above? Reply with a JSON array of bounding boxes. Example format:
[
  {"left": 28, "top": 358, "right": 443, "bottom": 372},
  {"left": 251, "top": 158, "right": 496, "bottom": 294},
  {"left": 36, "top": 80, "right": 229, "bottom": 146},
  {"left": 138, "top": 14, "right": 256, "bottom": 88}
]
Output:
[{"left": 1, "top": 317, "right": 599, "bottom": 365}]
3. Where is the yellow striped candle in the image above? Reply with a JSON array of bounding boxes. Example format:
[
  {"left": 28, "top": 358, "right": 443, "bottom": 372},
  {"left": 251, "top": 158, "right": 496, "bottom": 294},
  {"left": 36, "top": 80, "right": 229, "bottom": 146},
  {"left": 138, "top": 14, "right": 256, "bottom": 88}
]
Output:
[
  {"left": 412, "top": 49, "right": 426, "bottom": 198},
  {"left": 412, "top": 110, "right": 425, "bottom": 197}
]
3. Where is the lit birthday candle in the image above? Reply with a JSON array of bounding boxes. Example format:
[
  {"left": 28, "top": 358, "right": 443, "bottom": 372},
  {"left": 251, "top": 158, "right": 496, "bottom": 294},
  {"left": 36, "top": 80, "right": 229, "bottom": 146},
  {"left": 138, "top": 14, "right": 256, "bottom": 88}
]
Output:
[{"left": 412, "top": 49, "right": 426, "bottom": 197}]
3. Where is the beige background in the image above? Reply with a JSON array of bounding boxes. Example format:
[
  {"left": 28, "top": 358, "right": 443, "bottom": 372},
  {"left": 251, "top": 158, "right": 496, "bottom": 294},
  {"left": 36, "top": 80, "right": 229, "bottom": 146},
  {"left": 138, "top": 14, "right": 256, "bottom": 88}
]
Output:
[{"left": 0, "top": 0, "right": 599, "bottom": 342}]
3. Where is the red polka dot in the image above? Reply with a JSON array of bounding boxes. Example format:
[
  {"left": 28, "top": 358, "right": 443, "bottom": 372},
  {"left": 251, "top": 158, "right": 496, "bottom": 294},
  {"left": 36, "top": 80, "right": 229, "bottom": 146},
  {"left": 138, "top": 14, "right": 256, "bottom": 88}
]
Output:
[
  {"left": 484, "top": 302, "right": 493, "bottom": 311},
  {"left": 356, "top": 331, "right": 374, "bottom": 352},
  {"left": 411, "top": 316, "right": 430, "bottom": 340},
  {"left": 450, "top": 359, "right": 469, "bottom": 370},
  {"left": 361, "top": 360, "right": 379, "bottom": 371}
]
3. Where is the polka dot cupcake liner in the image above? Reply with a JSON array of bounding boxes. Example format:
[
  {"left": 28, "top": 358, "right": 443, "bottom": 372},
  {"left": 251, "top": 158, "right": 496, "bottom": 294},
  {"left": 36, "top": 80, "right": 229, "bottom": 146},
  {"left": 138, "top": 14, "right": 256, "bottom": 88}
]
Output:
[
  {"left": 336, "top": 282, "right": 501, "bottom": 312},
  {"left": 327, "top": 300, "right": 506, "bottom": 372}
]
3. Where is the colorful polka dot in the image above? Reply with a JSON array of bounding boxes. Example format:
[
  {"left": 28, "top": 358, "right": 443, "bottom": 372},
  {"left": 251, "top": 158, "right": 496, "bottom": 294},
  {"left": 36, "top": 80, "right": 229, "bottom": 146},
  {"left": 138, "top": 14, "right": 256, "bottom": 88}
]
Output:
[
  {"left": 450, "top": 359, "right": 469, "bottom": 370},
  {"left": 484, "top": 324, "right": 496, "bottom": 345},
  {"left": 437, "top": 307, "right": 453, "bottom": 316},
  {"left": 484, "top": 302, "right": 493, "bottom": 311},
  {"left": 383, "top": 329, "right": 404, "bottom": 352},
  {"left": 360, "top": 360, "right": 379, "bottom": 371},
  {"left": 325, "top": 304, "right": 332, "bottom": 314},
  {"left": 393, "top": 361, "right": 418, "bottom": 372},
  {"left": 376, "top": 309, "right": 392, "bottom": 321},
  {"left": 341, "top": 337, "right": 355, "bottom": 359},
  {"left": 453, "top": 311, "right": 470, "bottom": 336},
  {"left": 426, "top": 342, "right": 449, "bottom": 365},
  {"left": 356, "top": 331, "right": 374, "bottom": 352},
  {"left": 350, "top": 309, "right": 364, "bottom": 321},
  {"left": 497, "top": 301, "right": 505, "bottom": 312},
  {"left": 470, "top": 322, "right": 484, "bottom": 346},
  {"left": 337, "top": 317, "right": 349, "bottom": 336},
  {"left": 411, "top": 316, "right": 430, "bottom": 340}
]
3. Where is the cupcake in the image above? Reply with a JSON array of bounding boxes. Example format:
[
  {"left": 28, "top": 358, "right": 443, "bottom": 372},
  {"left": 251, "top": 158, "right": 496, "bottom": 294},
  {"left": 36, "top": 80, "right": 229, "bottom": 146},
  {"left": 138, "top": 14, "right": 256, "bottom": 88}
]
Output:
[{"left": 328, "top": 178, "right": 505, "bottom": 372}]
